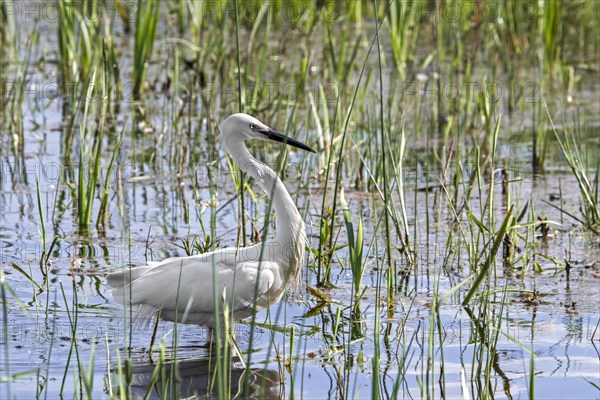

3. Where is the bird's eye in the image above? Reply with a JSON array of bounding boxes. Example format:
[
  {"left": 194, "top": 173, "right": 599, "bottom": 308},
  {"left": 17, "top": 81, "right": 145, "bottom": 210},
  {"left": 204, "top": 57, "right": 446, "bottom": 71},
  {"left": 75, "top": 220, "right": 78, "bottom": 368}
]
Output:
[{"left": 249, "top": 124, "right": 257, "bottom": 130}]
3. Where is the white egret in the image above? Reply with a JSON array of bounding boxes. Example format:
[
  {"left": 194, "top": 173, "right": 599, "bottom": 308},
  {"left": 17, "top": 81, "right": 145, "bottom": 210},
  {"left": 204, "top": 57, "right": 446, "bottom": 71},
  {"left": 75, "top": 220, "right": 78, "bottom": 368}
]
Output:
[{"left": 107, "top": 113, "right": 315, "bottom": 342}]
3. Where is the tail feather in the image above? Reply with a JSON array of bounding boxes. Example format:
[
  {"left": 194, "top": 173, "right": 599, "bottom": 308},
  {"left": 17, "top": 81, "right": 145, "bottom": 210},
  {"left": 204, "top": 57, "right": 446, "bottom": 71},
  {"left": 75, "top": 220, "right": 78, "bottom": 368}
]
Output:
[
  {"left": 107, "top": 265, "right": 154, "bottom": 311},
  {"left": 107, "top": 266, "right": 163, "bottom": 330},
  {"left": 106, "top": 265, "right": 153, "bottom": 288}
]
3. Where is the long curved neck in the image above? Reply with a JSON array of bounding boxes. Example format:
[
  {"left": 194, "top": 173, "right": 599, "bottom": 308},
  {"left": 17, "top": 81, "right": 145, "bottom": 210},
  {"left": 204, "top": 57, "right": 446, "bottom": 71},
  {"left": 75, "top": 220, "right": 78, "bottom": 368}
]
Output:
[{"left": 225, "top": 140, "right": 306, "bottom": 281}]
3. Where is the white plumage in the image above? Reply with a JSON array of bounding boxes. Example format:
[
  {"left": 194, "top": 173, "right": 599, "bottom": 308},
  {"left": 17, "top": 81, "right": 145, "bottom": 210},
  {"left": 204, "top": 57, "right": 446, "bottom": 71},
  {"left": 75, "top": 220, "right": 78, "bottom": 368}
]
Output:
[{"left": 107, "top": 113, "right": 315, "bottom": 328}]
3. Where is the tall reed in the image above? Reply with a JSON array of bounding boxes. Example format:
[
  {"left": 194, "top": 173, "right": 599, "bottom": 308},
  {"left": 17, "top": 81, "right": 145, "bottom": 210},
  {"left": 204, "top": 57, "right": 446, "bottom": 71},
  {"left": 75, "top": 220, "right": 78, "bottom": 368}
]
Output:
[
  {"left": 545, "top": 100, "right": 599, "bottom": 232},
  {"left": 133, "top": 0, "right": 160, "bottom": 100},
  {"left": 387, "top": 0, "right": 418, "bottom": 79}
]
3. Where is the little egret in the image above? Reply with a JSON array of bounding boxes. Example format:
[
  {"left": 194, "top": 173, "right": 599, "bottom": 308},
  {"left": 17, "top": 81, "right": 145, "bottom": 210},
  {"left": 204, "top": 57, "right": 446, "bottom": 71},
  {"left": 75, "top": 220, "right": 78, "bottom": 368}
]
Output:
[{"left": 107, "top": 113, "right": 315, "bottom": 341}]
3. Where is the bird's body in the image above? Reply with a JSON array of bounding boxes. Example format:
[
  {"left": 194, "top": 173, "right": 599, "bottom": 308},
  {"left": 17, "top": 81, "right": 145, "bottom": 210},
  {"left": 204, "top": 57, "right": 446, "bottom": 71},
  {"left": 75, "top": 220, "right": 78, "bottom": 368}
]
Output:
[
  {"left": 107, "top": 244, "right": 286, "bottom": 325},
  {"left": 107, "top": 113, "right": 314, "bottom": 328}
]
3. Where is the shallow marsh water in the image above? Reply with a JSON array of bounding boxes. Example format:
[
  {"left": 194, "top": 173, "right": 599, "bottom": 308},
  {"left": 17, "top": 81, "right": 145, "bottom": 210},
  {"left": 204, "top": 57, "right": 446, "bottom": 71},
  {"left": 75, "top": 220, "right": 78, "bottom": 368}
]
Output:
[
  {"left": 2, "top": 125, "right": 599, "bottom": 398},
  {"left": 1, "top": 2, "right": 600, "bottom": 399}
]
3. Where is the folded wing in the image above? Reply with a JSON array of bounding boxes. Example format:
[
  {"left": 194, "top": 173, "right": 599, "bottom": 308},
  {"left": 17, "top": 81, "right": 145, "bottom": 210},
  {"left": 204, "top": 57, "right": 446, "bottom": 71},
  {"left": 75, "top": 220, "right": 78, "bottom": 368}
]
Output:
[{"left": 107, "top": 253, "right": 280, "bottom": 324}]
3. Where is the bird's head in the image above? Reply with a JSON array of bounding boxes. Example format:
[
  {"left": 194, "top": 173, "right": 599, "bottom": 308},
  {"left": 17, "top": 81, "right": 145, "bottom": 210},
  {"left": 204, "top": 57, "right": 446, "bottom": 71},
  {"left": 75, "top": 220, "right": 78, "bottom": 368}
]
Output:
[{"left": 221, "top": 113, "right": 316, "bottom": 153}]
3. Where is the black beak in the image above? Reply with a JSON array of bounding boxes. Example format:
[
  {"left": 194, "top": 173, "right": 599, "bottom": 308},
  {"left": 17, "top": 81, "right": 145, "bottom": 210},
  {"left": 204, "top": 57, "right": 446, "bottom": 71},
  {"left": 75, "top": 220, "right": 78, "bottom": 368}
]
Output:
[{"left": 261, "top": 129, "right": 316, "bottom": 153}]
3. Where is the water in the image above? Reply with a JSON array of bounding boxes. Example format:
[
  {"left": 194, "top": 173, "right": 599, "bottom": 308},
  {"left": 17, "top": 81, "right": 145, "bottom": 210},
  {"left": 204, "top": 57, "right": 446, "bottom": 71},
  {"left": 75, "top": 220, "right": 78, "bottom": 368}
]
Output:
[
  {"left": 2, "top": 133, "right": 599, "bottom": 397},
  {"left": 1, "top": 8, "right": 600, "bottom": 400}
]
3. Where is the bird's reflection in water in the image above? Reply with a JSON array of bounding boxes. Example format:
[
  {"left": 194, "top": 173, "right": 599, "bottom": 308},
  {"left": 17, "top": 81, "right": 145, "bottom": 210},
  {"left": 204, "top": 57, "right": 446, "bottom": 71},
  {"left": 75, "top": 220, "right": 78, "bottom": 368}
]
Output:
[{"left": 114, "top": 356, "right": 282, "bottom": 399}]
